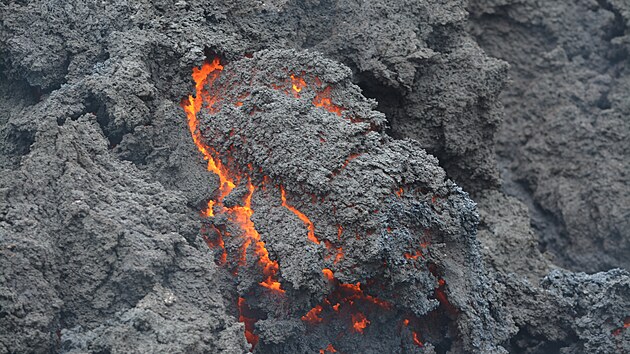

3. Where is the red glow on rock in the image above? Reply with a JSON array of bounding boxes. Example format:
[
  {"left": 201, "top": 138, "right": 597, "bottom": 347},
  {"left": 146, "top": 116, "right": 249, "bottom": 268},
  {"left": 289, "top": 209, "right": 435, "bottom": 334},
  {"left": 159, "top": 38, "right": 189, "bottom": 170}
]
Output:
[
  {"left": 238, "top": 297, "right": 260, "bottom": 349},
  {"left": 290, "top": 74, "right": 307, "bottom": 97},
  {"left": 313, "top": 86, "right": 344, "bottom": 116},
  {"left": 319, "top": 344, "right": 338, "bottom": 353},
  {"left": 280, "top": 186, "right": 319, "bottom": 244},
  {"left": 352, "top": 312, "right": 370, "bottom": 333},
  {"left": 413, "top": 332, "right": 424, "bottom": 347},
  {"left": 323, "top": 268, "right": 335, "bottom": 281},
  {"left": 302, "top": 305, "right": 324, "bottom": 324}
]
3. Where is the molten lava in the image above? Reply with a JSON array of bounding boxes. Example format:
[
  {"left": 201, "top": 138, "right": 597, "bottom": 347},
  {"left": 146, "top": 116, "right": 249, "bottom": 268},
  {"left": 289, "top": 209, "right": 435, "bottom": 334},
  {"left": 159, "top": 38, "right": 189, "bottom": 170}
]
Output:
[
  {"left": 351, "top": 312, "right": 370, "bottom": 333},
  {"left": 183, "top": 58, "right": 289, "bottom": 349},
  {"left": 302, "top": 305, "right": 324, "bottom": 324},
  {"left": 319, "top": 344, "right": 338, "bottom": 353},
  {"left": 612, "top": 317, "right": 630, "bottom": 336},
  {"left": 313, "top": 86, "right": 344, "bottom": 116},
  {"left": 184, "top": 55, "right": 455, "bottom": 351},
  {"left": 290, "top": 74, "right": 306, "bottom": 97},
  {"left": 238, "top": 297, "right": 260, "bottom": 349},
  {"left": 280, "top": 186, "right": 319, "bottom": 244},
  {"left": 402, "top": 318, "right": 424, "bottom": 347}
]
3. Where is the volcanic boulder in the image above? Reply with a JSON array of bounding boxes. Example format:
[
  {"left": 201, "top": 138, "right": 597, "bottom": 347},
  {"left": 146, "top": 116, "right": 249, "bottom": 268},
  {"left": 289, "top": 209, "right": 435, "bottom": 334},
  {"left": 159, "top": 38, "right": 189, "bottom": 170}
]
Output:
[{"left": 188, "top": 49, "right": 508, "bottom": 353}]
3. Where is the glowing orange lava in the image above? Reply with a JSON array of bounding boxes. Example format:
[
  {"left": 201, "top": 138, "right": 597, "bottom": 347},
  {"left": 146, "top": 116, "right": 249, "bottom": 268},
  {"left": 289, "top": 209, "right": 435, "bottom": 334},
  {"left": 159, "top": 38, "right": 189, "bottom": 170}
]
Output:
[
  {"left": 184, "top": 58, "right": 289, "bottom": 350},
  {"left": 185, "top": 56, "right": 449, "bottom": 350},
  {"left": 184, "top": 59, "right": 283, "bottom": 294},
  {"left": 319, "top": 344, "right": 338, "bottom": 353},
  {"left": 413, "top": 332, "right": 424, "bottom": 347},
  {"left": 612, "top": 317, "right": 630, "bottom": 336},
  {"left": 239, "top": 297, "right": 260, "bottom": 349},
  {"left": 352, "top": 312, "right": 369, "bottom": 333},
  {"left": 301, "top": 268, "right": 391, "bottom": 335},
  {"left": 332, "top": 153, "right": 361, "bottom": 177},
  {"left": 313, "top": 86, "right": 344, "bottom": 116},
  {"left": 290, "top": 74, "right": 307, "bottom": 97},
  {"left": 204, "top": 200, "right": 215, "bottom": 217},
  {"left": 323, "top": 268, "right": 335, "bottom": 281},
  {"left": 402, "top": 318, "right": 424, "bottom": 347},
  {"left": 302, "top": 305, "right": 324, "bottom": 324},
  {"left": 280, "top": 186, "right": 319, "bottom": 244}
]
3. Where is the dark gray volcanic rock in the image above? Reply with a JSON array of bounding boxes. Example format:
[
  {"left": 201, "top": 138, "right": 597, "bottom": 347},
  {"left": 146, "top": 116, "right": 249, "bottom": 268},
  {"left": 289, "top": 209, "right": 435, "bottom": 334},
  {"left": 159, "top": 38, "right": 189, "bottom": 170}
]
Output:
[
  {"left": 0, "top": 103, "right": 246, "bottom": 352},
  {"left": 477, "top": 191, "right": 630, "bottom": 353},
  {"left": 0, "top": 0, "right": 628, "bottom": 353},
  {"left": 193, "top": 49, "right": 509, "bottom": 352},
  {"left": 468, "top": 0, "right": 630, "bottom": 272}
]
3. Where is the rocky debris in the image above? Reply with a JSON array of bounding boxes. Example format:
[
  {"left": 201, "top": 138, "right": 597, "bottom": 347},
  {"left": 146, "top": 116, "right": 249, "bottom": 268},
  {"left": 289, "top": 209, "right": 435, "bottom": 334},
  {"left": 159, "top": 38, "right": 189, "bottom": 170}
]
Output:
[
  {"left": 190, "top": 49, "right": 509, "bottom": 352},
  {"left": 478, "top": 190, "right": 630, "bottom": 354},
  {"left": 0, "top": 102, "right": 246, "bottom": 353},
  {"left": 468, "top": 0, "right": 630, "bottom": 272},
  {"left": 0, "top": 0, "right": 628, "bottom": 353}
]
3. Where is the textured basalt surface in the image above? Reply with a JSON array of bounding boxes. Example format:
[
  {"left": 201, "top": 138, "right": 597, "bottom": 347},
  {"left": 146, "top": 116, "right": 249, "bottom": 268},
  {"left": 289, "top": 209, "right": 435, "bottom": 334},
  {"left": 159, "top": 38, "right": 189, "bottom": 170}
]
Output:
[
  {"left": 0, "top": 0, "right": 628, "bottom": 353},
  {"left": 187, "top": 50, "right": 506, "bottom": 352},
  {"left": 468, "top": 0, "right": 630, "bottom": 273}
]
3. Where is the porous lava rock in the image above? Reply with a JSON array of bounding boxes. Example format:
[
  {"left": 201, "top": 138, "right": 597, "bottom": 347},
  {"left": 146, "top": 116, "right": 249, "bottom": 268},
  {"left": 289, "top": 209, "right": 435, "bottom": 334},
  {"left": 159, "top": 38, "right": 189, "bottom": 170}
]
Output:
[
  {"left": 468, "top": 0, "right": 630, "bottom": 273},
  {"left": 0, "top": 0, "right": 628, "bottom": 353},
  {"left": 191, "top": 49, "right": 509, "bottom": 353}
]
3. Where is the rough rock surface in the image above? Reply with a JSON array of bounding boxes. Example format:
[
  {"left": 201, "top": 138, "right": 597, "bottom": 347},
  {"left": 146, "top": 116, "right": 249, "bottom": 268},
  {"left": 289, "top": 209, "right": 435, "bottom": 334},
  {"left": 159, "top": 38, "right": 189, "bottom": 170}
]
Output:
[
  {"left": 0, "top": 0, "right": 628, "bottom": 353},
  {"left": 468, "top": 0, "right": 630, "bottom": 273},
  {"left": 189, "top": 49, "right": 508, "bottom": 352},
  {"left": 477, "top": 191, "right": 630, "bottom": 354},
  {"left": 0, "top": 105, "right": 246, "bottom": 353}
]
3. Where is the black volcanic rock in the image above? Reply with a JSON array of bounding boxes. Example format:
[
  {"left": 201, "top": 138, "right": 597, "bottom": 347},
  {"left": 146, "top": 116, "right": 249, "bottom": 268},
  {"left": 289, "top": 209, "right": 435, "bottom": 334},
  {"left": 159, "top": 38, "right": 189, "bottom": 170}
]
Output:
[{"left": 0, "top": 0, "right": 628, "bottom": 353}]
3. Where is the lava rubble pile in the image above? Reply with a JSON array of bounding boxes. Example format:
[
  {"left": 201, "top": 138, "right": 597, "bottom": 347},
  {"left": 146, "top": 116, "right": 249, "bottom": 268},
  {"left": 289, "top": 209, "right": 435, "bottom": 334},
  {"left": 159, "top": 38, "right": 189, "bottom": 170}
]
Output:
[
  {"left": 0, "top": 0, "right": 629, "bottom": 353},
  {"left": 182, "top": 50, "right": 503, "bottom": 353}
]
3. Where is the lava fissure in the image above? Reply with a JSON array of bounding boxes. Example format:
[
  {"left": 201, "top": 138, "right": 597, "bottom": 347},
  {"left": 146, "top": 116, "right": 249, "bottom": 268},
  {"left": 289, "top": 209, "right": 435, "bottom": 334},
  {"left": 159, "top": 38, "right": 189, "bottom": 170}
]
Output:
[
  {"left": 183, "top": 58, "right": 287, "bottom": 349},
  {"left": 184, "top": 55, "right": 458, "bottom": 352}
]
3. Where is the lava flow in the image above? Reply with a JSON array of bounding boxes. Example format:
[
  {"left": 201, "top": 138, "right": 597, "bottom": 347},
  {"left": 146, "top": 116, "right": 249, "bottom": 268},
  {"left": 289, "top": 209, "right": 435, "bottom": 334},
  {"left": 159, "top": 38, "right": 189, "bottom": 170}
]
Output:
[
  {"left": 301, "top": 268, "right": 393, "bottom": 336},
  {"left": 184, "top": 56, "right": 446, "bottom": 351},
  {"left": 183, "top": 57, "right": 285, "bottom": 349}
]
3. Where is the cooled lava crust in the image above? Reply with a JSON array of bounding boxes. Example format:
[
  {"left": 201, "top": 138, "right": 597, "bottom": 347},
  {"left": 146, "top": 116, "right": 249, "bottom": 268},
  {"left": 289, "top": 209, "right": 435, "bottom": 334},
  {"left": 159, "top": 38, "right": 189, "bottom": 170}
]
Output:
[{"left": 183, "top": 50, "right": 501, "bottom": 353}]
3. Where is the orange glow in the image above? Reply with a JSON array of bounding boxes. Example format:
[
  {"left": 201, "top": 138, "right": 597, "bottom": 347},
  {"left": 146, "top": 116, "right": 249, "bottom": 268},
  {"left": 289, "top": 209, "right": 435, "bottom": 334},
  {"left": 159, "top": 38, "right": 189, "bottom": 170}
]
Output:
[
  {"left": 319, "top": 344, "right": 338, "bottom": 353},
  {"left": 333, "top": 153, "right": 360, "bottom": 176},
  {"left": 395, "top": 187, "right": 404, "bottom": 197},
  {"left": 290, "top": 74, "right": 307, "bottom": 97},
  {"left": 184, "top": 57, "right": 286, "bottom": 352},
  {"left": 186, "top": 57, "right": 427, "bottom": 348},
  {"left": 323, "top": 268, "right": 335, "bottom": 281},
  {"left": 205, "top": 225, "right": 227, "bottom": 265},
  {"left": 435, "top": 279, "right": 458, "bottom": 316},
  {"left": 323, "top": 240, "right": 344, "bottom": 264},
  {"left": 238, "top": 297, "right": 259, "bottom": 349},
  {"left": 280, "top": 186, "right": 319, "bottom": 244},
  {"left": 334, "top": 247, "right": 344, "bottom": 264},
  {"left": 313, "top": 86, "right": 344, "bottom": 116},
  {"left": 203, "top": 200, "right": 215, "bottom": 217},
  {"left": 351, "top": 312, "right": 369, "bottom": 333},
  {"left": 183, "top": 59, "right": 235, "bottom": 201},
  {"left": 402, "top": 318, "right": 424, "bottom": 347},
  {"left": 412, "top": 332, "right": 424, "bottom": 347},
  {"left": 302, "top": 305, "right": 324, "bottom": 324},
  {"left": 404, "top": 249, "right": 424, "bottom": 260},
  {"left": 230, "top": 180, "right": 284, "bottom": 293},
  {"left": 613, "top": 317, "right": 630, "bottom": 336}
]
